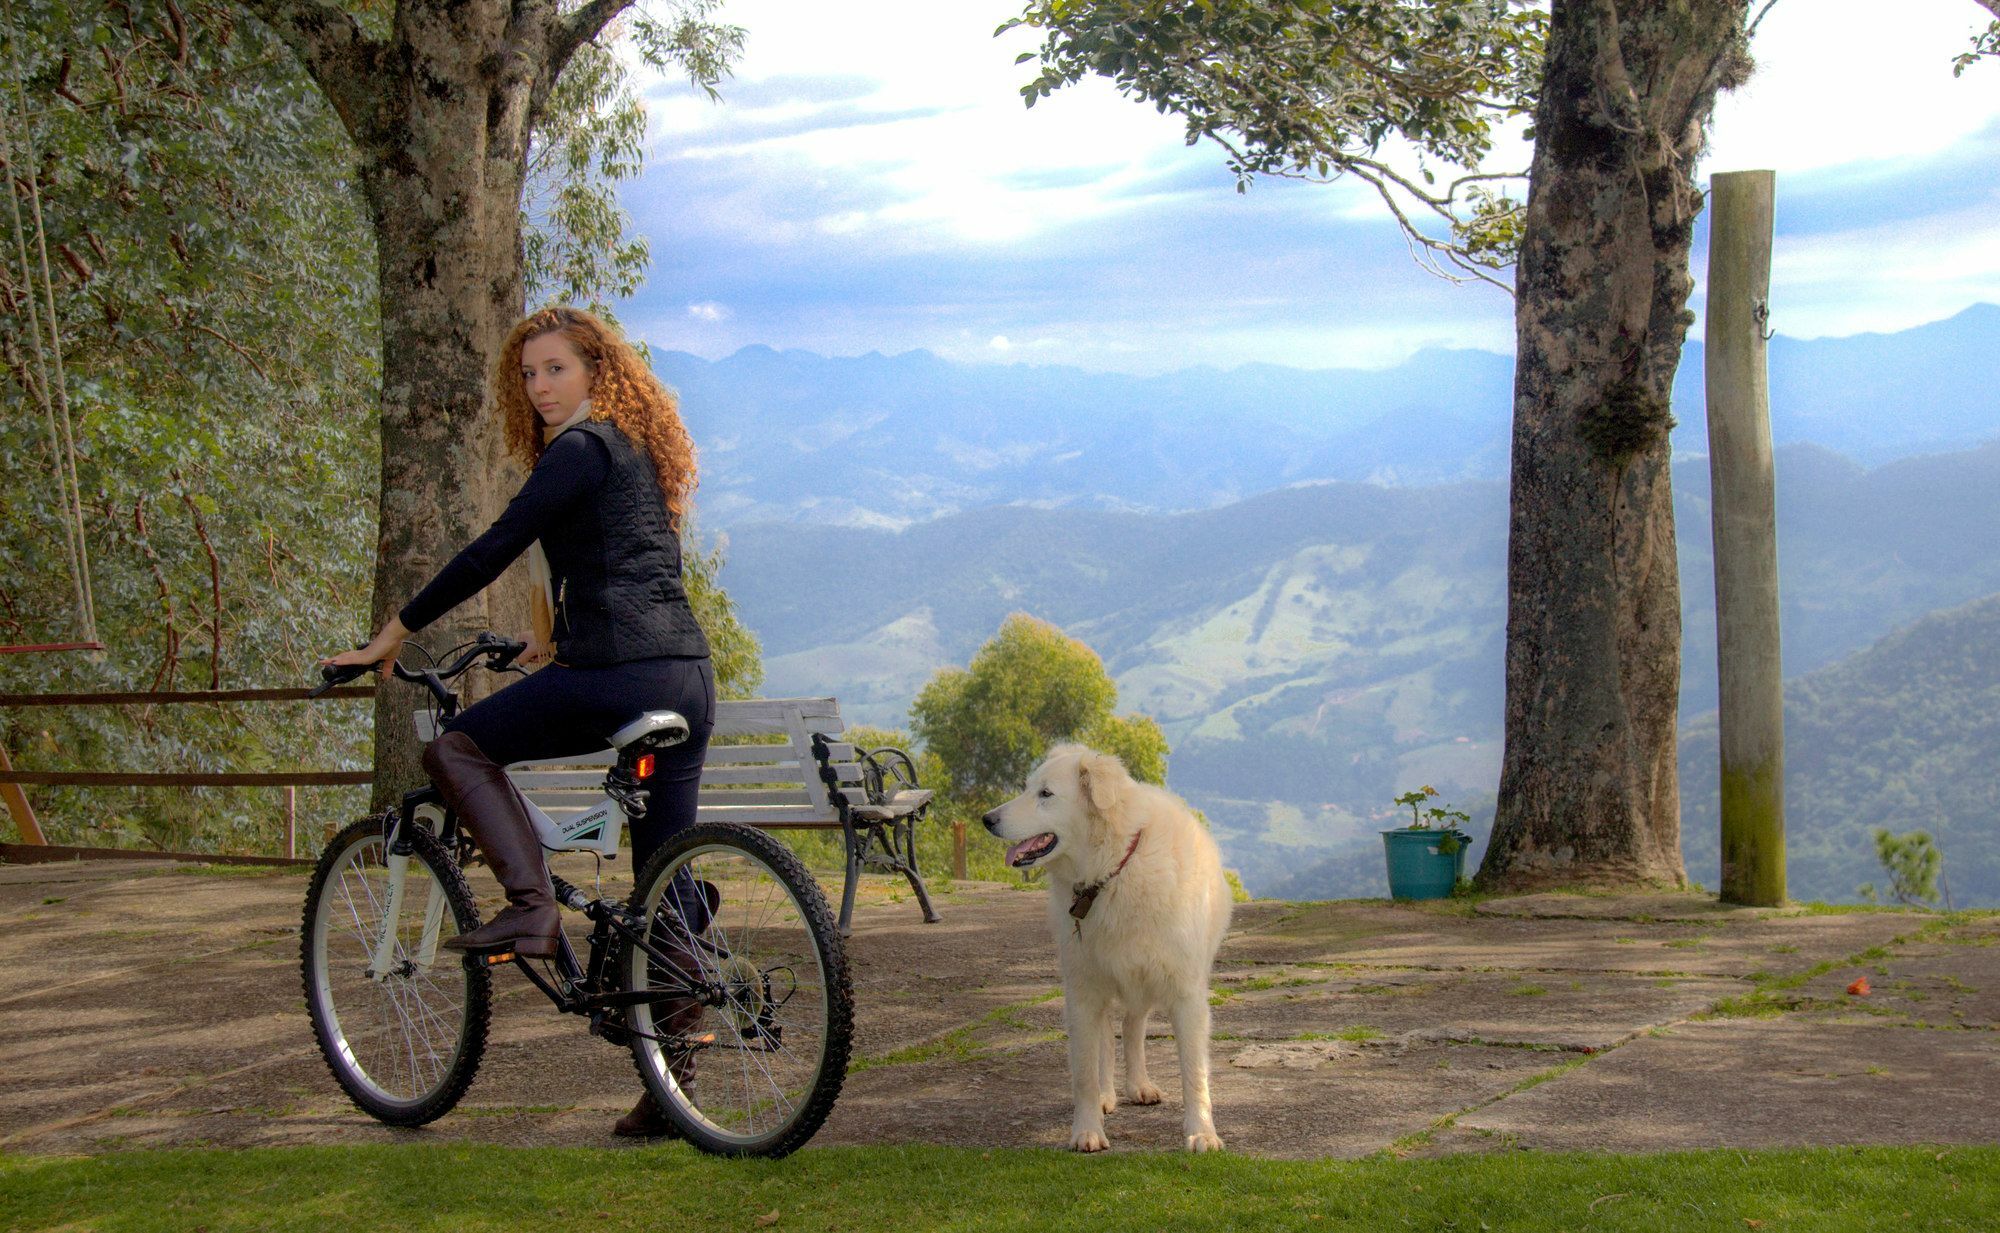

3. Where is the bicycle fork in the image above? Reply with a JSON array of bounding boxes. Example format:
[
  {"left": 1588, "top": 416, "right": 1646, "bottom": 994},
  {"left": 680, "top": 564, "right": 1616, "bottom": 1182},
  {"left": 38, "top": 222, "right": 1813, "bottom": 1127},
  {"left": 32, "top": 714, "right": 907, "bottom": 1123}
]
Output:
[{"left": 366, "top": 816, "right": 450, "bottom": 982}]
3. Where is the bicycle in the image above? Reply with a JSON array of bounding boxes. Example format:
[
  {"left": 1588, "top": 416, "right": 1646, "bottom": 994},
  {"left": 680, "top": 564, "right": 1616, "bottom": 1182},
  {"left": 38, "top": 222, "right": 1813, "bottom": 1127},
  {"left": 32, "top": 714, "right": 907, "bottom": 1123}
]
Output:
[{"left": 299, "top": 633, "right": 853, "bottom": 1157}]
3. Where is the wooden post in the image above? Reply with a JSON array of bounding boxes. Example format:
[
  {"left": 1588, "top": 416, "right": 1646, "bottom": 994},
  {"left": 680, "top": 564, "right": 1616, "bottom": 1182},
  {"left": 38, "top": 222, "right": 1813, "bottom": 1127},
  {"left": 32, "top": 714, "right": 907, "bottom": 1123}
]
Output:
[
  {"left": 1707, "top": 169, "right": 1786, "bottom": 906},
  {"left": 284, "top": 786, "right": 297, "bottom": 860},
  {"left": 952, "top": 818, "right": 968, "bottom": 880},
  {"left": 0, "top": 743, "right": 46, "bottom": 845}
]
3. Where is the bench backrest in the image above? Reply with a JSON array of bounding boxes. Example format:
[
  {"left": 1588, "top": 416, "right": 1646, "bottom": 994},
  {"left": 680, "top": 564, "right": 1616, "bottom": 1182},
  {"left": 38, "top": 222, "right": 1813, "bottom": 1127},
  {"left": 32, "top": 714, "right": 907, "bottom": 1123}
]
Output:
[{"left": 419, "top": 698, "right": 869, "bottom": 831}]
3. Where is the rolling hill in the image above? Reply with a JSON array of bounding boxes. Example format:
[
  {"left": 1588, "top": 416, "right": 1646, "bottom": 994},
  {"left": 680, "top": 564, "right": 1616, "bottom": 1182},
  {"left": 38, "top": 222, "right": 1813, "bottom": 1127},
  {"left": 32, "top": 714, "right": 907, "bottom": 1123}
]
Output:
[{"left": 718, "top": 440, "right": 2000, "bottom": 900}]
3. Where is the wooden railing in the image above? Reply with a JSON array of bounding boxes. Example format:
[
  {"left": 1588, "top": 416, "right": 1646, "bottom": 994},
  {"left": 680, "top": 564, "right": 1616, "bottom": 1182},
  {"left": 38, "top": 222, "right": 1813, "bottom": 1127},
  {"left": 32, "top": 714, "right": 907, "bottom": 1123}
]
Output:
[{"left": 0, "top": 686, "right": 374, "bottom": 858}]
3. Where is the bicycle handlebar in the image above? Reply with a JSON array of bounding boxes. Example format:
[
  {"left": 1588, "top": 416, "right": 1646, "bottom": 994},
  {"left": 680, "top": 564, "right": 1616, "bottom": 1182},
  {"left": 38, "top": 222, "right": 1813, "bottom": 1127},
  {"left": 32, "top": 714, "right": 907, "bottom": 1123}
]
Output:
[{"left": 309, "top": 633, "right": 528, "bottom": 699}]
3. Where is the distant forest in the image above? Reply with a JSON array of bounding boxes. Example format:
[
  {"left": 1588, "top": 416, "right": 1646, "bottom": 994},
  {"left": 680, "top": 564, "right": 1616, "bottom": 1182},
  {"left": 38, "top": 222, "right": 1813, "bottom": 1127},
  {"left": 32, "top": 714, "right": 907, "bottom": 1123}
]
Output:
[{"left": 1680, "top": 593, "right": 2000, "bottom": 907}]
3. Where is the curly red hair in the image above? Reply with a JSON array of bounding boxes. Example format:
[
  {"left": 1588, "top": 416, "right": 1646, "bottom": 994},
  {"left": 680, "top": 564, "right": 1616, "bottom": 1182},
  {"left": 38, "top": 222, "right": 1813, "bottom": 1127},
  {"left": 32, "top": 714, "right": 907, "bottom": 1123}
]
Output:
[{"left": 497, "top": 306, "right": 697, "bottom": 524}]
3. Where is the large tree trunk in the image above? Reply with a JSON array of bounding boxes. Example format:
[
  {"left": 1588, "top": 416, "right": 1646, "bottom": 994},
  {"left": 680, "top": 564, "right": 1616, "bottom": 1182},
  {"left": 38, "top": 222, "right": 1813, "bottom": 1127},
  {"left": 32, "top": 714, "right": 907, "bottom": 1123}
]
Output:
[
  {"left": 240, "top": 0, "right": 630, "bottom": 807},
  {"left": 1478, "top": 0, "right": 1752, "bottom": 890},
  {"left": 355, "top": 8, "right": 536, "bottom": 806}
]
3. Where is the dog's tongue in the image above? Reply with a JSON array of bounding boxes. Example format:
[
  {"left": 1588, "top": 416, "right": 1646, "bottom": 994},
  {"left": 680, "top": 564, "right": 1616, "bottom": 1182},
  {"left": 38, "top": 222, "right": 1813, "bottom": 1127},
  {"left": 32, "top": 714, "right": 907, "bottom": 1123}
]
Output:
[{"left": 1007, "top": 833, "right": 1054, "bottom": 865}]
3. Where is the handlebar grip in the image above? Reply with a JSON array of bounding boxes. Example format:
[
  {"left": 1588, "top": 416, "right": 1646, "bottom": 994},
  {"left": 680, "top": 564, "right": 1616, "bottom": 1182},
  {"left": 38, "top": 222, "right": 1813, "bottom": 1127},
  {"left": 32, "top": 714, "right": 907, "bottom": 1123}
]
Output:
[
  {"left": 481, "top": 634, "right": 528, "bottom": 670},
  {"left": 309, "top": 660, "right": 374, "bottom": 698}
]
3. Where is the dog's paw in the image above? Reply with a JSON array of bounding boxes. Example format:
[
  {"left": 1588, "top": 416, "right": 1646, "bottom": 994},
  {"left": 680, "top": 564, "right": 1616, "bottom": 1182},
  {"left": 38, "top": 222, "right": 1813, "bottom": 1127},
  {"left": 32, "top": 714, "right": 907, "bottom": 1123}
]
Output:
[
  {"left": 1128, "top": 1083, "right": 1164, "bottom": 1106},
  {"left": 1070, "top": 1127, "right": 1110, "bottom": 1153},
  {"left": 1184, "top": 1130, "right": 1224, "bottom": 1153},
  {"left": 1099, "top": 1091, "right": 1118, "bottom": 1115}
]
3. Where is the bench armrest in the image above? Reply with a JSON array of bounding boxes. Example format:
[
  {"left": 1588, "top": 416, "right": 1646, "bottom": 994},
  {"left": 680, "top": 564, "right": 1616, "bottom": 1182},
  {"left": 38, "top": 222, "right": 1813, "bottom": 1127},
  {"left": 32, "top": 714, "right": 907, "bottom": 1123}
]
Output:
[{"left": 857, "top": 745, "right": 922, "bottom": 803}]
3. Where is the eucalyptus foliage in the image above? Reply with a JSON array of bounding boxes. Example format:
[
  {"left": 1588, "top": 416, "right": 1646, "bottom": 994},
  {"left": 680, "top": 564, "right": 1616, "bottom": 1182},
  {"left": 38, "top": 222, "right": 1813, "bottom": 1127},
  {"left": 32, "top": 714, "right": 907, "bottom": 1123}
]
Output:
[
  {"left": 1956, "top": 20, "right": 2000, "bottom": 76},
  {"left": 1003, "top": 0, "right": 1546, "bottom": 285},
  {"left": 1, "top": 0, "right": 758, "bottom": 855},
  {"left": 0, "top": 0, "right": 378, "bottom": 851},
  {"left": 525, "top": 1, "right": 745, "bottom": 315}
]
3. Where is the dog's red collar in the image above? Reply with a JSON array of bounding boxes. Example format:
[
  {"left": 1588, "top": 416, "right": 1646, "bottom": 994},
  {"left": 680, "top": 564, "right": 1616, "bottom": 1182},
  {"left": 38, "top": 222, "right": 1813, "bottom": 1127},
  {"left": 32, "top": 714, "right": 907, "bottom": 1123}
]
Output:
[{"left": 1069, "top": 831, "right": 1144, "bottom": 927}]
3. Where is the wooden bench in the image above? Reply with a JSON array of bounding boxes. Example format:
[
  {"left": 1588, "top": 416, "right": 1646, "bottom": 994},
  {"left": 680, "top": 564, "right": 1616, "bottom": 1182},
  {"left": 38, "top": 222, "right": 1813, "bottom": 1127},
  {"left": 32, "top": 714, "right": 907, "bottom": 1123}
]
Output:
[{"left": 425, "top": 698, "right": 940, "bottom": 935}]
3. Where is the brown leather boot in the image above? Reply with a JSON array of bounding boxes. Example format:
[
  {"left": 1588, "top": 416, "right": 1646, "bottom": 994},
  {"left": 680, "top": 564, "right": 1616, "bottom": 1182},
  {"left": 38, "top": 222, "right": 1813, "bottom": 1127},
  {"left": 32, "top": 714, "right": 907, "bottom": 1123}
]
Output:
[
  {"left": 426, "top": 731, "right": 560, "bottom": 960},
  {"left": 613, "top": 915, "right": 707, "bottom": 1136},
  {"left": 613, "top": 1088, "right": 683, "bottom": 1138}
]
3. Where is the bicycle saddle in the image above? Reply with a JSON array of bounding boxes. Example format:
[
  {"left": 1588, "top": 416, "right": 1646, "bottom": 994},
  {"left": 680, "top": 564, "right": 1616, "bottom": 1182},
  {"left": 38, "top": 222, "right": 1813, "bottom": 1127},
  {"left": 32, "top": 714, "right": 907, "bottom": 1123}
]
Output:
[{"left": 610, "top": 710, "right": 691, "bottom": 751}]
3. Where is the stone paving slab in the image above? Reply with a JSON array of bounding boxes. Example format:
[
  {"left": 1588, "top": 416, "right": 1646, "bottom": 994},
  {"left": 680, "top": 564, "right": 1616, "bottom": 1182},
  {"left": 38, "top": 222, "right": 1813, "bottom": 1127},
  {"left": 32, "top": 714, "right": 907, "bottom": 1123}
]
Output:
[
  {"left": 1452, "top": 1019, "right": 2000, "bottom": 1150},
  {"left": 1473, "top": 892, "right": 1778, "bottom": 922},
  {"left": 1251, "top": 907, "right": 1923, "bottom": 980},
  {"left": 1208, "top": 969, "right": 1743, "bottom": 1053},
  {"left": 821, "top": 1035, "right": 1560, "bottom": 1158},
  {"left": 2, "top": 855, "right": 1994, "bottom": 1159},
  {"left": 1781, "top": 917, "right": 2000, "bottom": 1030}
]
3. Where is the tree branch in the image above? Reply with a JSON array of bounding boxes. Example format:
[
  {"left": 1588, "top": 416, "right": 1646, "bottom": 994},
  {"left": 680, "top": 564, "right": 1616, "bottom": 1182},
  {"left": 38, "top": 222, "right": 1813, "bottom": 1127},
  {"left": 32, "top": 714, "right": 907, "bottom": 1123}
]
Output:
[
  {"left": 233, "top": 0, "right": 386, "bottom": 138},
  {"left": 549, "top": 0, "right": 637, "bottom": 83},
  {"left": 1976, "top": 0, "right": 2000, "bottom": 21},
  {"left": 173, "top": 474, "right": 223, "bottom": 691},
  {"left": 132, "top": 497, "right": 181, "bottom": 693}
]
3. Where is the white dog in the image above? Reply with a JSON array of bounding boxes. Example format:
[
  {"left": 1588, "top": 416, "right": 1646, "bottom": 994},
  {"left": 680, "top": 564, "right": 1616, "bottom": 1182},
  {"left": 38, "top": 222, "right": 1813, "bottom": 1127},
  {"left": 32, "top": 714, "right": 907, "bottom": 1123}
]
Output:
[{"left": 983, "top": 744, "right": 1231, "bottom": 1153}]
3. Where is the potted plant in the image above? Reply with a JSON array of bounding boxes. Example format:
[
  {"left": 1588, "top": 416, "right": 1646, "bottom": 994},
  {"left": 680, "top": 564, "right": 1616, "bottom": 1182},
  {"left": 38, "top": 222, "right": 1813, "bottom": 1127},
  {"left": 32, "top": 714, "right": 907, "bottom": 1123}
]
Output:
[{"left": 1382, "top": 785, "right": 1473, "bottom": 901}]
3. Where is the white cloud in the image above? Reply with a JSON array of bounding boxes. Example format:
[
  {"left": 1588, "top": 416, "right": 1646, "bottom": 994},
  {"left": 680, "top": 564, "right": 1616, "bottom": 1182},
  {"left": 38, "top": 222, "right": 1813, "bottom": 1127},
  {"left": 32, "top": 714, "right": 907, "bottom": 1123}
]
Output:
[
  {"left": 622, "top": 0, "right": 2000, "bottom": 369},
  {"left": 1745, "top": 198, "right": 2000, "bottom": 338},
  {"left": 630, "top": 0, "right": 1218, "bottom": 249},
  {"left": 1706, "top": 0, "right": 2000, "bottom": 174}
]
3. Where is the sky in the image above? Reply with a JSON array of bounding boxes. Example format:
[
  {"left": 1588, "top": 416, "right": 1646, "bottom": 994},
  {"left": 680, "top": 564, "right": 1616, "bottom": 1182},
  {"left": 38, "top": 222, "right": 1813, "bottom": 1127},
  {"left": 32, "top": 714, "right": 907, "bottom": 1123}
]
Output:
[{"left": 616, "top": 0, "right": 2000, "bottom": 374}]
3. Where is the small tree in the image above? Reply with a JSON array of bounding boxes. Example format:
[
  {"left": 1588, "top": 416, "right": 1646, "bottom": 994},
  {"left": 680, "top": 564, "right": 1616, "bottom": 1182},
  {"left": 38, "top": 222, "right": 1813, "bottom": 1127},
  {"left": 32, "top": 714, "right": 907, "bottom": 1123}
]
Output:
[
  {"left": 1859, "top": 827, "right": 1951, "bottom": 910},
  {"left": 912, "top": 613, "right": 1165, "bottom": 807},
  {"left": 681, "top": 531, "right": 762, "bottom": 701},
  {"left": 913, "top": 614, "right": 1113, "bottom": 804}
]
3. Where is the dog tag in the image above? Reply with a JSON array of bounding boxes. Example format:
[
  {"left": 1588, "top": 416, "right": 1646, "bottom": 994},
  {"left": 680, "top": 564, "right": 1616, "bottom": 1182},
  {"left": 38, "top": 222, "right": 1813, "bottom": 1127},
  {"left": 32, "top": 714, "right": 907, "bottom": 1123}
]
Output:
[{"left": 1069, "top": 884, "right": 1100, "bottom": 921}]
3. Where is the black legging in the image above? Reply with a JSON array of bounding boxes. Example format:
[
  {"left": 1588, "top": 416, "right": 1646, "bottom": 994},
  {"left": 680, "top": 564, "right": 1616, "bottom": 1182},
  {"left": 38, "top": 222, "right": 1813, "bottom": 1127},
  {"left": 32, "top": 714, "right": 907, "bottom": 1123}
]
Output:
[{"left": 443, "top": 654, "right": 714, "bottom": 875}]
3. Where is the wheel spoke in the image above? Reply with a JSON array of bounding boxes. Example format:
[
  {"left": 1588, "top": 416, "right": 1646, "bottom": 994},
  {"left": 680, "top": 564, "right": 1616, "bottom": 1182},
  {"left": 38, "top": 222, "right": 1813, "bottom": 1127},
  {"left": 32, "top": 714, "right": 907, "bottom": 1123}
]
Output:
[
  {"left": 628, "top": 829, "right": 848, "bottom": 1153},
  {"left": 306, "top": 825, "right": 483, "bottom": 1121}
]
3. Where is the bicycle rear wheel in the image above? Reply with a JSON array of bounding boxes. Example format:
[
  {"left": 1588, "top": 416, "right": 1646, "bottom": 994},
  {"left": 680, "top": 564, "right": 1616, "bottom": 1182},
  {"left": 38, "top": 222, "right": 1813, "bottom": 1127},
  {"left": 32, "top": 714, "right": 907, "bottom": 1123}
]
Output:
[
  {"left": 301, "top": 814, "right": 491, "bottom": 1125},
  {"left": 625, "top": 822, "right": 853, "bottom": 1157}
]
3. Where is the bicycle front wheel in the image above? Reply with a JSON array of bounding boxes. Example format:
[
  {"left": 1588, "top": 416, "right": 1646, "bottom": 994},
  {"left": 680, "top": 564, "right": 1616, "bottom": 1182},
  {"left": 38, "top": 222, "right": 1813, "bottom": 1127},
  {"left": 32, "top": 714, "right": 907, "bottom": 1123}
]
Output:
[
  {"left": 300, "top": 814, "right": 491, "bottom": 1125},
  {"left": 625, "top": 822, "right": 853, "bottom": 1157}
]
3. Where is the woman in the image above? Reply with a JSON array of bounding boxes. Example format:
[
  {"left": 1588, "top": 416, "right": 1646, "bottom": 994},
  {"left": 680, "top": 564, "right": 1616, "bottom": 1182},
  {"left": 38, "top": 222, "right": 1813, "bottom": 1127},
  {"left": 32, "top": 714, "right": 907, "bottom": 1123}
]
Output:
[{"left": 323, "top": 305, "right": 711, "bottom": 1137}]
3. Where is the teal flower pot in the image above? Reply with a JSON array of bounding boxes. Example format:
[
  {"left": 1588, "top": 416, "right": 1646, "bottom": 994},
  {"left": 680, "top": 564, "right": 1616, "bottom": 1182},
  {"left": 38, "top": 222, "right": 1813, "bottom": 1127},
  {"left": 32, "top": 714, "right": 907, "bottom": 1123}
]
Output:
[{"left": 1381, "top": 828, "right": 1469, "bottom": 901}]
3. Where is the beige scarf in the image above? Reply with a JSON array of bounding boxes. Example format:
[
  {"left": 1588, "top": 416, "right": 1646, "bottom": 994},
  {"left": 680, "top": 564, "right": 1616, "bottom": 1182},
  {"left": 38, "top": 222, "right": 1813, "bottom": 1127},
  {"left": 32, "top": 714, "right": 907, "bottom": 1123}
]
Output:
[{"left": 527, "top": 399, "right": 593, "bottom": 648}]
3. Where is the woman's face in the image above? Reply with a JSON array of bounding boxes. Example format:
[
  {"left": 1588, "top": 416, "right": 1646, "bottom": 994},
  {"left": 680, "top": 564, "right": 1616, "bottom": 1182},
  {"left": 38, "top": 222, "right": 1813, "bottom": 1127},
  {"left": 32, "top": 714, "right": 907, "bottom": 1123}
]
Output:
[{"left": 520, "top": 331, "right": 594, "bottom": 428}]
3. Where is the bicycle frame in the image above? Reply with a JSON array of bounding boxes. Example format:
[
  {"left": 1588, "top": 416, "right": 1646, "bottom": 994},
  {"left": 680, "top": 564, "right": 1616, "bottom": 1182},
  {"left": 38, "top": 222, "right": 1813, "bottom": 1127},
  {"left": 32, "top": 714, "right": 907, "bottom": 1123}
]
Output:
[
  {"left": 328, "top": 637, "right": 713, "bottom": 1042},
  {"left": 368, "top": 780, "right": 719, "bottom": 1046}
]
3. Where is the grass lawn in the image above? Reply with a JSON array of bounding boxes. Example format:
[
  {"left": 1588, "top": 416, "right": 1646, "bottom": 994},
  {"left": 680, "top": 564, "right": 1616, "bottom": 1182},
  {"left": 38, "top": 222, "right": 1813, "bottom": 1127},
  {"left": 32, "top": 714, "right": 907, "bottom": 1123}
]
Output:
[{"left": 2, "top": 1144, "right": 1994, "bottom": 1231}]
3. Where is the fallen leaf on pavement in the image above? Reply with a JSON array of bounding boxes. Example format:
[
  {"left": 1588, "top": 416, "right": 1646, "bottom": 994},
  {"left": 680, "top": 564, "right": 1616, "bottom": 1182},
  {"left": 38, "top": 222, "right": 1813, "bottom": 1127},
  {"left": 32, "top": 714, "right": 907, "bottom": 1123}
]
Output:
[{"left": 1848, "top": 977, "right": 1871, "bottom": 996}]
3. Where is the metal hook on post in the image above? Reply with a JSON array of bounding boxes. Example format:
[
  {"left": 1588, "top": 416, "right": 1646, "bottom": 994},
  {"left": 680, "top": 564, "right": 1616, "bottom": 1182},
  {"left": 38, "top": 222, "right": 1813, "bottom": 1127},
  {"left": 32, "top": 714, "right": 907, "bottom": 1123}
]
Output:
[{"left": 1752, "top": 299, "right": 1775, "bottom": 342}]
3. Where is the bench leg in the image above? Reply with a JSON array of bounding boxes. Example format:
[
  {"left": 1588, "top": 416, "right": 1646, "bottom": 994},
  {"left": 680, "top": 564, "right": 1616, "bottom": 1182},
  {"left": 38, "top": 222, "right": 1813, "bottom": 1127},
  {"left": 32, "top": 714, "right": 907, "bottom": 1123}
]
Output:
[
  {"left": 899, "top": 817, "right": 942, "bottom": 924},
  {"left": 837, "top": 823, "right": 860, "bottom": 937}
]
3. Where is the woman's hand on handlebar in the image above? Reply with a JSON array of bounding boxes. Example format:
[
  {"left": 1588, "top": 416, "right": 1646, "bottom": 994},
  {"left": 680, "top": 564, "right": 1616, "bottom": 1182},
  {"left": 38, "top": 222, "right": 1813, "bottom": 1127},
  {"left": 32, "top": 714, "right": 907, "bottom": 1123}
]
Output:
[
  {"left": 321, "top": 616, "right": 411, "bottom": 681},
  {"left": 518, "top": 631, "right": 553, "bottom": 666}
]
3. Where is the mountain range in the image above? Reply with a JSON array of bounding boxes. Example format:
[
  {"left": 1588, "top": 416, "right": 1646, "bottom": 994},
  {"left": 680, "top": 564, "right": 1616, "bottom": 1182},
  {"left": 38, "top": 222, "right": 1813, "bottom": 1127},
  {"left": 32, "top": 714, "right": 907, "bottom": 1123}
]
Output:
[
  {"left": 661, "top": 305, "right": 2000, "bottom": 902},
  {"left": 661, "top": 303, "right": 2000, "bottom": 529}
]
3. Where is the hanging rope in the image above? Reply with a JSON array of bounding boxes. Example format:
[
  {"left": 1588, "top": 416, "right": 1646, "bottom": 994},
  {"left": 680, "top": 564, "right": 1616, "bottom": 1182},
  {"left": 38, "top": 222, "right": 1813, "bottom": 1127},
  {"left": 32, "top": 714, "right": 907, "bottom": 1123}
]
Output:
[{"left": 0, "top": 1, "right": 97, "bottom": 645}]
